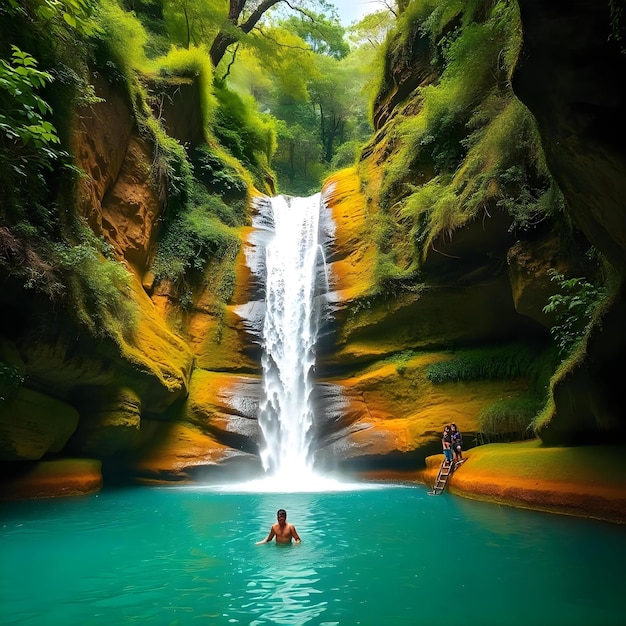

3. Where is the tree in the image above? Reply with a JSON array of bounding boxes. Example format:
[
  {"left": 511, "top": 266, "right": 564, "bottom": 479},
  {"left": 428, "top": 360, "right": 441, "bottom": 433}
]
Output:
[
  {"left": 347, "top": 10, "right": 394, "bottom": 50},
  {"left": 163, "top": 0, "right": 222, "bottom": 49},
  {"left": 207, "top": 0, "right": 340, "bottom": 68},
  {"left": 307, "top": 55, "right": 351, "bottom": 162},
  {"left": 281, "top": 11, "right": 349, "bottom": 58},
  {"left": 209, "top": 0, "right": 284, "bottom": 67}
]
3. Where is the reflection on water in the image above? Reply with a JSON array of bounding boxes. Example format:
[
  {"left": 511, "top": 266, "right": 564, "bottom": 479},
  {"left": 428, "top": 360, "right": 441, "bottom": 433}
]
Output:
[{"left": 1, "top": 485, "right": 625, "bottom": 625}]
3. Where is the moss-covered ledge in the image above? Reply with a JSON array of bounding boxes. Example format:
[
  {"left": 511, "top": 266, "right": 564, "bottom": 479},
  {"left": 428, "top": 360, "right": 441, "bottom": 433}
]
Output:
[{"left": 416, "top": 440, "right": 626, "bottom": 524}]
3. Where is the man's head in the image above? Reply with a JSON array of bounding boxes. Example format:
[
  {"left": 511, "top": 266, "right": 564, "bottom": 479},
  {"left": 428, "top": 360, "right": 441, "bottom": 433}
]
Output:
[{"left": 277, "top": 509, "right": 287, "bottom": 523}]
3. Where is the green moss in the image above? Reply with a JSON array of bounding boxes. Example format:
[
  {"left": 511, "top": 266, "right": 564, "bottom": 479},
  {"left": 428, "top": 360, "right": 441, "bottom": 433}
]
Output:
[
  {"left": 52, "top": 221, "right": 139, "bottom": 340},
  {"left": 151, "top": 205, "right": 240, "bottom": 284},
  {"left": 370, "top": 0, "right": 557, "bottom": 289},
  {"left": 191, "top": 147, "right": 248, "bottom": 202},
  {"left": 90, "top": 0, "right": 151, "bottom": 92},
  {"left": 212, "top": 79, "right": 277, "bottom": 187},
  {"left": 156, "top": 46, "right": 217, "bottom": 131}
]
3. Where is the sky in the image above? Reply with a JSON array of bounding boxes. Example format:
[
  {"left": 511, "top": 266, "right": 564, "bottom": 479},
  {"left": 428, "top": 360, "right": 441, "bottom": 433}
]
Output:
[{"left": 331, "top": 0, "right": 381, "bottom": 26}]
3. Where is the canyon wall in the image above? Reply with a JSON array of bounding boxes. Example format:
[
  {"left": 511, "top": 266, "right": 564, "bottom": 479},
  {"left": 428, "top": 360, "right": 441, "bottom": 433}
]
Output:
[{"left": 1, "top": 1, "right": 625, "bottom": 497}]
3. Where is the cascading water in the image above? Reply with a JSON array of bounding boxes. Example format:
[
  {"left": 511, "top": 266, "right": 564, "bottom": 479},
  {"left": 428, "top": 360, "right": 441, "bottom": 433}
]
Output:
[{"left": 256, "top": 193, "right": 327, "bottom": 480}]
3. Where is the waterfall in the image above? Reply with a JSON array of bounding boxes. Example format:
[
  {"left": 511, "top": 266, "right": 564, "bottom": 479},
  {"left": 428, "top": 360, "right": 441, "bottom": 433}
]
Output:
[{"left": 256, "top": 193, "right": 327, "bottom": 479}]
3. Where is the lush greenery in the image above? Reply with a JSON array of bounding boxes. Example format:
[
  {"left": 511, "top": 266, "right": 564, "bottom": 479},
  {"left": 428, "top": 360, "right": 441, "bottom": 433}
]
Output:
[
  {"left": 363, "top": 0, "right": 564, "bottom": 289},
  {"left": 0, "top": 0, "right": 389, "bottom": 339},
  {"left": 1, "top": 0, "right": 615, "bottom": 453},
  {"left": 542, "top": 268, "right": 606, "bottom": 357},
  {"left": 0, "top": 0, "right": 144, "bottom": 341},
  {"left": 425, "top": 343, "right": 538, "bottom": 384},
  {"left": 426, "top": 343, "right": 558, "bottom": 444},
  {"left": 474, "top": 396, "right": 545, "bottom": 445}
]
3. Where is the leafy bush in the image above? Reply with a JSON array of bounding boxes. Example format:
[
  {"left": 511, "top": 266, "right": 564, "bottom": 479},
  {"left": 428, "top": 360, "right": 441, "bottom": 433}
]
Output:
[
  {"left": 543, "top": 269, "right": 606, "bottom": 357},
  {"left": 151, "top": 202, "right": 240, "bottom": 284},
  {"left": 143, "top": 116, "right": 193, "bottom": 218},
  {"left": 191, "top": 146, "right": 248, "bottom": 201},
  {"left": 0, "top": 46, "right": 63, "bottom": 219},
  {"left": 0, "top": 46, "right": 60, "bottom": 152},
  {"left": 92, "top": 0, "right": 151, "bottom": 81},
  {"left": 189, "top": 181, "right": 246, "bottom": 227},
  {"left": 330, "top": 140, "right": 362, "bottom": 169}
]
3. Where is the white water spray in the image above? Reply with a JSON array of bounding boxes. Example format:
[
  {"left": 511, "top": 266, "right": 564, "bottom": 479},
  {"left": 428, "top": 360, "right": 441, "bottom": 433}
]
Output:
[{"left": 256, "top": 193, "right": 326, "bottom": 480}]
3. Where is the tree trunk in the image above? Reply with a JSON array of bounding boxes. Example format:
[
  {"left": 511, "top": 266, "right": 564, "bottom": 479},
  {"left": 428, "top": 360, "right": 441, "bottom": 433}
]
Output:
[{"left": 209, "top": 0, "right": 283, "bottom": 67}]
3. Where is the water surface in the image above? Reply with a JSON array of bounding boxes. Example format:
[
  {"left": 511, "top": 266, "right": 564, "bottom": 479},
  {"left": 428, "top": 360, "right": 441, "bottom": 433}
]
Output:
[{"left": 1, "top": 484, "right": 624, "bottom": 625}]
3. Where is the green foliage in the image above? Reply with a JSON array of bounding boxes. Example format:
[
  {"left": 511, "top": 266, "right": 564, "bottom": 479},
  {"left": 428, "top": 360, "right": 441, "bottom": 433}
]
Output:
[
  {"left": 191, "top": 146, "right": 248, "bottom": 202},
  {"left": 188, "top": 180, "right": 245, "bottom": 226},
  {"left": 475, "top": 396, "right": 543, "bottom": 444},
  {"left": 143, "top": 115, "right": 193, "bottom": 217},
  {"left": 32, "top": 0, "right": 97, "bottom": 36},
  {"left": 212, "top": 79, "right": 277, "bottom": 176},
  {"left": 52, "top": 224, "right": 138, "bottom": 339},
  {"left": 426, "top": 343, "right": 538, "bottom": 383},
  {"left": 0, "top": 46, "right": 65, "bottom": 222},
  {"left": 347, "top": 10, "right": 393, "bottom": 49},
  {"left": 457, "top": 98, "right": 560, "bottom": 232},
  {"left": 90, "top": 0, "right": 150, "bottom": 86},
  {"left": 151, "top": 199, "right": 240, "bottom": 285},
  {"left": 330, "top": 140, "right": 362, "bottom": 169},
  {"left": 0, "top": 37, "right": 82, "bottom": 258},
  {"left": 542, "top": 269, "right": 606, "bottom": 357},
  {"left": 381, "top": 0, "right": 522, "bottom": 202},
  {"left": 120, "top": 0, "right": 169, "bottom": 57},
  {"left": 281, "top": 12, "right": 349, "bottom": 59},
  {"left": 162, "top": 0, "right": 222, "bottom": 51},
  {"left": 221, "top": 13, "right": 372, "bottom": 194},
  {"left": 156, "top": 45, "right": 217, "bottom": 129},
  {"left": 428, "top": 340, "right": 558, "bottom": 444},
  {"left": 0, "top": 46, "right": 60, "bottom": 152},
  {"left": 372, "top": 0, "right": 558, "bottom": 290}
]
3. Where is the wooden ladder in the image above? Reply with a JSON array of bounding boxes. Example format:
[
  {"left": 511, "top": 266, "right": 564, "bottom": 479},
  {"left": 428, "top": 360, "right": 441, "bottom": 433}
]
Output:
[{"left": 428, "top": 459, "right": 455, "bottom": 495}]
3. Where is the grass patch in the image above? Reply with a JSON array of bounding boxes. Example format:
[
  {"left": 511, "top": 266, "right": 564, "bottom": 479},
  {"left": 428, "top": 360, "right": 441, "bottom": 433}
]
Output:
[
  {"left": 425, "top": 343, "right": 537, "bottom": 383},
  {"left": 475, "top": 396, "right": 543, "bottom": 444}
]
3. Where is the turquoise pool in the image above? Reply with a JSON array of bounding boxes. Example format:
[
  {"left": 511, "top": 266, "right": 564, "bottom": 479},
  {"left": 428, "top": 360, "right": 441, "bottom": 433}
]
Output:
[{"left": 1, "top": 483, "right": 624, "bottom": 625}]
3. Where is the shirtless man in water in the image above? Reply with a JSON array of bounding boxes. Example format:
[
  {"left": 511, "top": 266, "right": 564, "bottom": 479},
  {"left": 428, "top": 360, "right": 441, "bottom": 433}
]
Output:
[{"left": 256, "top": 509, "right": 301, "bottom": 544}]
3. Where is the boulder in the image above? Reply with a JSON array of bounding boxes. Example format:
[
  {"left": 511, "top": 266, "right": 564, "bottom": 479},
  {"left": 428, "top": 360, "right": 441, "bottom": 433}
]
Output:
[{"left": 0, "top": 388, "right": 79, "bottom": 461}]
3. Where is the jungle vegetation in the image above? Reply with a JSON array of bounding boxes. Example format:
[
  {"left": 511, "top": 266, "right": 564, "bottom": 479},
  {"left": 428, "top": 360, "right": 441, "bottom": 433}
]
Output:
[
  {"left": 0, "top": 0, "right": 611, "bottom": 440},
  {"left": 0, "top": 0, "right": 389, "bottom": 340}
]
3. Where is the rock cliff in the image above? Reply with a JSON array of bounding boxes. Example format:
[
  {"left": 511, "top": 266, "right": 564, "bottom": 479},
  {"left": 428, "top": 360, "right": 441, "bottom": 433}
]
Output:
[{"left": 1, "top": 0, "right": 625, "bottom": 500}]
